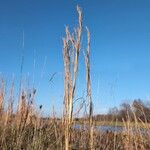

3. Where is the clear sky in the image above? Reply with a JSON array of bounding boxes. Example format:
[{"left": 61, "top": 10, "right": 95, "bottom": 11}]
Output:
[{"left": 0, "top": 0, "right": 150, "bottom": 115}]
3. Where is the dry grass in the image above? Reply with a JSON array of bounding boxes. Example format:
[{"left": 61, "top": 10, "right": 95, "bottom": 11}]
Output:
[{"left": 0, "top": 6, "right": 150, "bottom": 150}]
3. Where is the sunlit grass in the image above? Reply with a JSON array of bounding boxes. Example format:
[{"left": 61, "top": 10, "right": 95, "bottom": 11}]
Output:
[{"left": 0, "top": 6, "right": 150, "bottom": 150}]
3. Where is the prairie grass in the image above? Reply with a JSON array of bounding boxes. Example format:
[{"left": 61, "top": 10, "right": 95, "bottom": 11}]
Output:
[{"left": 0, "top": 6, "right": 150, "bottom": 150}]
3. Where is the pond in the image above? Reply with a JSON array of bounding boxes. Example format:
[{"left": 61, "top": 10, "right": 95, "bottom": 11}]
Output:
[
  {"left": 75, "top": 124, "right": 123, "bottom": 132},
  {"left": 75, "top": 124, "right": 148, "bottom": 134}
]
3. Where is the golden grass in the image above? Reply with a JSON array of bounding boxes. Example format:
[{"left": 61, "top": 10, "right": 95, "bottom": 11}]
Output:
[{"left": 0, "top": 6, "right": 150, "bottom": 150}]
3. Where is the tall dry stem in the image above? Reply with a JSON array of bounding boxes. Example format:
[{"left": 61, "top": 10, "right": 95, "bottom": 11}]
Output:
[
  {"left": 85, "top": 27, "right": 94, "bottom": 150},
  {"left": 63, "top": 6, "right": 82, "bottom": 150},
  {"left": 0, "top": 79, "right": 5, "bottom": 115}
]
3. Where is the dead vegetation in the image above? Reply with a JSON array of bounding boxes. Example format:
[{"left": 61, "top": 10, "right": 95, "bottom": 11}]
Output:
[{"left": 0, "top": 6, "right": 150, "bottom": 150}]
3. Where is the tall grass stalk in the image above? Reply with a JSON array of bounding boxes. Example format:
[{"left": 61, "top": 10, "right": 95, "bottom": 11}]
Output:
[
  {"left": 85, "top": 27, "right": 94, "bottom": 149},
  {"left": 63, "top": 6, "right": 83, "bottom": 150}
]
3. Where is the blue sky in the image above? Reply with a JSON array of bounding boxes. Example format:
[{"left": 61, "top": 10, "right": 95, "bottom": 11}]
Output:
[{"left": 0, "top": 0, "right": 150, "bottom": 115}]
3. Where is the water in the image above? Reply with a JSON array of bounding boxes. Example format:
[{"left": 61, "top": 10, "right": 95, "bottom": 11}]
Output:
[
  {"left": 95, "top": 125, "right": 123, "bottom": 132},
  {"left": 75, "top": 124, "right": 124, "bottom": 132},
  {"left": 75, "top": 124, "right": 148, "bottom": 134}
]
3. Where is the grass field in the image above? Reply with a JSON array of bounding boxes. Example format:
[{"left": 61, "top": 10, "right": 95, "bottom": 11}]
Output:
[{"left": 1, "top": 6, "right": 150, "bottom": 150}]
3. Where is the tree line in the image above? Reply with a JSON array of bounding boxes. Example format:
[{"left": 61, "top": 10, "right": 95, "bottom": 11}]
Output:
[{"left": 94, "top": 99, "right": 150, "bottom": 122}]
